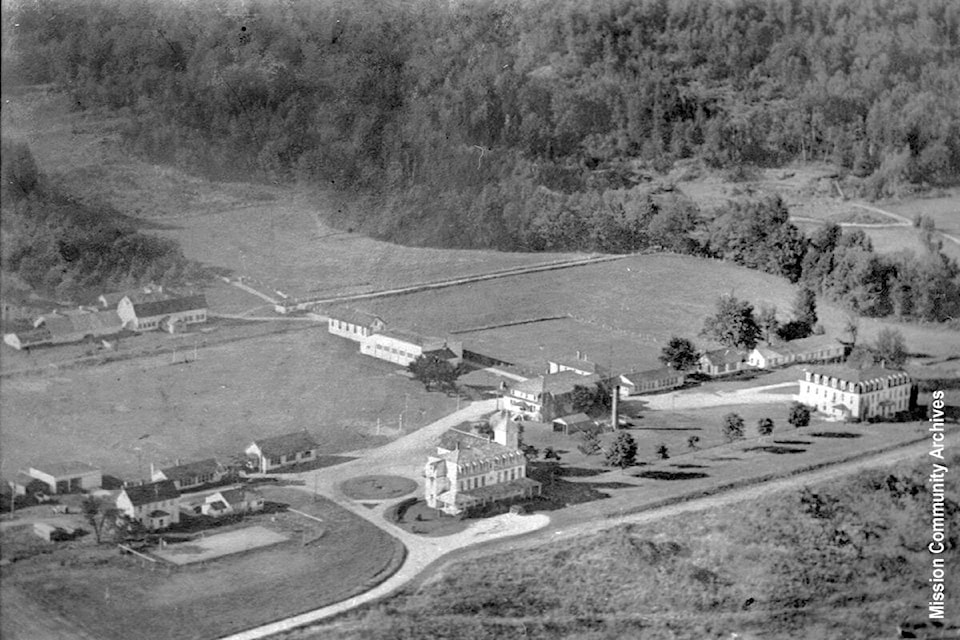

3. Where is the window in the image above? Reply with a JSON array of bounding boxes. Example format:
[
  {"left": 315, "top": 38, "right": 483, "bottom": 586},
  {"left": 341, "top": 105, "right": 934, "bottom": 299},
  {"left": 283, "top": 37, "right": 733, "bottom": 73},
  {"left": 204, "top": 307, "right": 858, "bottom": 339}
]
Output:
[
  {"left": 302, "top": 450, "right": 313, "bottom": 458},
  {"left": 270, "top": 456, "right": 281, "bottom": 466}
]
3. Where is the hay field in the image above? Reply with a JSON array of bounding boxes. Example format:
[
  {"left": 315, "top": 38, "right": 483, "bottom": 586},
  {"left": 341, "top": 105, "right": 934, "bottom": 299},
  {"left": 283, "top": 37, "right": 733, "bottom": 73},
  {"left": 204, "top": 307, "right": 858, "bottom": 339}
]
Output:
[
  {"left": 0, "top": 328, "right": 457, "bottom": 480},
  {"left": 351, "top": 253, "right": 852, "bottom": 364}
]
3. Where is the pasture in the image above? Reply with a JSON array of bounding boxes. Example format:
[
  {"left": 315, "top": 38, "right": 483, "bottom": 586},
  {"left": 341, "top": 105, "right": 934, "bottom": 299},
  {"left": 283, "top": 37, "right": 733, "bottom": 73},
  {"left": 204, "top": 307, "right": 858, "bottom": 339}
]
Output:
[
  {"left": 0, "top": 327, "right": 458, "bottom": 480},
  {"left": 1, "top": 488, "right": 404, "bottom": 640},
  {"left": 350, "top": 253, "right": 853, "bottom": 366}
]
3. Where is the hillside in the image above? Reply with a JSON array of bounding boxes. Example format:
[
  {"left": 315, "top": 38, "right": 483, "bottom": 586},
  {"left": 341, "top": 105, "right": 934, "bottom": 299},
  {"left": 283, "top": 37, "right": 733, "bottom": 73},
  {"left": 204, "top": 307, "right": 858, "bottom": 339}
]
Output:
[{"left": 298, "top": 452, "right": 960, "bottom": 640}]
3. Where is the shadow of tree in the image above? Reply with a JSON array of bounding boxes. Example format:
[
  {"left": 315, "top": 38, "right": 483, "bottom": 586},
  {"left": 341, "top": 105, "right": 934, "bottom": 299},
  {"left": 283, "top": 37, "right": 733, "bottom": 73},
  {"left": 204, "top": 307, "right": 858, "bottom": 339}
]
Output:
[
  {"left": 633, "top": 470, "right": 711, "bottom": 480},
  {"left": 743, "top": 446, "right": 806, "bottom": 455},
  {"left": 774, "top": 439, "right": 812, "bottom": 445},
  {"left": 809, "top": 431, "right": 862, "bottom": 438},
  {"left": 671, "top": 463, "right": 708, "bottom": 469}
]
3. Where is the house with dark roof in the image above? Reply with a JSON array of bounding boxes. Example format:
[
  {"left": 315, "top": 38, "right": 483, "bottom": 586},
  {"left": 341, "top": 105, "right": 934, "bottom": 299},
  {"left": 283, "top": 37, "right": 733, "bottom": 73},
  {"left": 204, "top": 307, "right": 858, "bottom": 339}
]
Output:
[
  {"left": 244, "top": 431, "right": 319, "bottom": 473},
  {"left": 116, "top": 480, "right": 181, "bottom": 530},
  {"left": 327, "top": 308, "right": 386, "bottom": 342},
  {"left": 698, "top": 348, "right": 748, "bottom": 377},
  {"left": 618, "top": 366, "right": 686, "bottom": 397},
  {"left": 798, "top": 366, "right": 912, "bottom": 421},
  {"left": 117, "top": 293, "right": 207, "bottom": 332},
  {"left": 151, "top": 458, "right": 225, "bottom": 491},
  {"left": 98, "top": 284, "right": 166, "bottom": 310},
  {"left": 201, "top": 488, "right": 264, "bottom": 517},
  {"left": 505, "top": 370, "right": 602, "bottom": 422},
  {"left": 551, "top": 412, "right": 596, "bottom": 435},
  {"left": 748, "top": 336, "right": 845, "bottom": 369},
  {"left": 424, "top": 412, "right": 539, "bottom": 515},
  {"left": 3, "top": 326, "right": 53, "bottom": 350}
]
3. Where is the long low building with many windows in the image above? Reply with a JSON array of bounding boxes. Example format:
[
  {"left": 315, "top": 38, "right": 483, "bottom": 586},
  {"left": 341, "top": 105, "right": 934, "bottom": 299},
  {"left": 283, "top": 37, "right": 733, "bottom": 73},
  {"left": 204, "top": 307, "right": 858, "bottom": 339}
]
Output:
[{"left": 797, "top": 366, "right": 913, "bottom": 421}]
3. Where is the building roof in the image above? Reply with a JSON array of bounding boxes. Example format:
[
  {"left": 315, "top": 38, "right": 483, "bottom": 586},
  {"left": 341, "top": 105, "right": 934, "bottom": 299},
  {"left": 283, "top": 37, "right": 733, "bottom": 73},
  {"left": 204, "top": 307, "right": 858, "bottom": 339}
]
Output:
[
  {"left": 100, "top": 287, "right": 167, "bottom": 308},
  {"left": 777, "top": 335, "right": 843, "bottom": 355},
  {"left": 132, "top": 294, "right": 207, "bottom": 319},
  {"left": 423, "top": 346, "right": 459, "bottom": 361},
  {"left": 327, "top": 307, "right": 383, "bottom": 326},
  {"left": 621, "top": 366, "right": 683, "bottom": 385},
  {"left": 806, "top": 365, "right": 909, "bottom": 384},
  {"left": 122, "top": 480, "right": 180, "bottom": 506},
  {"left": 461, "top": 477, "right": 541, "bottom": 501},
  {"left": 376, "top": 328, "right": 431, "bottom": 346},
  {"left": 6, "top": 327, "right": 52, "bottom": 346},
  {"left": 436, "top": 429, "right": 520, "bottom": 465},
  {"left": 251, "top": 431, "right": 318, "bottom": 458},
  {"left": 701, "top": 348, "right": 746, "bottom": 366},
  {"left": 751, "top": 345, "right": 787, "bottom": 359},
  {"left": 552, "top": 412, "right": 594, "bottom": 426},
  {"left": 147, "top": 510, "right": 170, "bottom": 518},
  {"left": 549, "top": 357, "right": 607, "bottom": 375},
  {"left": 511, "top": 371, "right": 601, "bottom": 397},
  {"left": 38, "top": 310, "right": 122, "bottom": 338},
  {"left": 29, "top": 461, "right": 100, "bottom": 477},
  {"left": 159, "top": 458, "right": 221, "bottom": 482}
]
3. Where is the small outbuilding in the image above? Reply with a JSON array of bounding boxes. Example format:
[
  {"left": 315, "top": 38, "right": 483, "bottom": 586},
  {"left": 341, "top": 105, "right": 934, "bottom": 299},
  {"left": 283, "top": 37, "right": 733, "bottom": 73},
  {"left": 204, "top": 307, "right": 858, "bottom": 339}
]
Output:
[
  {"left": 25, "top": 462, "right": 102, "bottom": 495},
  {"left": 245, "top": 431, "right": 319, "bottom": 474}
]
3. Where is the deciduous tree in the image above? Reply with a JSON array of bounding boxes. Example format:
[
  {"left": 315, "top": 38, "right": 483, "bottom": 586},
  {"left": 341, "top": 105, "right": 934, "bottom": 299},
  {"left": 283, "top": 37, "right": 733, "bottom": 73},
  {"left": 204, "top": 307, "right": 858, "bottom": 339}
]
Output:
[
  {"left": 788, "top": 402, "right": 812, "bottom": 429},
  {"left": 722, "top": 413, "right": 745, "bottom": 442},
  {"left": 659, "top": 336, "right": 699, "bottom": 371}
]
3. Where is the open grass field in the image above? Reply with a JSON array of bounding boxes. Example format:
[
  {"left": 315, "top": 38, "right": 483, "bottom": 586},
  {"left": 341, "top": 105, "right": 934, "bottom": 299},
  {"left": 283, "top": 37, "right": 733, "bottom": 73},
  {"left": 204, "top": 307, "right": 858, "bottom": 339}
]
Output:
[
  {"left": 1, "top": 89, "right": 590, "bottom": 302},
  {"left": 349, "top": 253, "right": 853, "bottom": 368},
  {"left": 152, "top": 525, "right": 289, "bottom": 566},
  {"left": 885, "top": 191, "right": 960, "bottom": 260},
  {"left": 0, "top": 327, "right": 458, "bottom": 481},
  {"left": 0, "top": 488, "right": 404, "bottom": 640}
]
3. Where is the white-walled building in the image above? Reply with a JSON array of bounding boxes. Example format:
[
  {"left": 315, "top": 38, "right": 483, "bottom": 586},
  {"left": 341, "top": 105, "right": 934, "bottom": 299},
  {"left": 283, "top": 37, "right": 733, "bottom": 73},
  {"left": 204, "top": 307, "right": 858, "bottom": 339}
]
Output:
[
  {"left": 245, "top": 431, "right": 319, "bottom": 473},
  {"left": 505, "top": 371, "right": 602, "bottom": 422},
  {"left": 618, "top": 366, "right": 685, "bottom": 397},
  {"left": 326, "top": 308, "right": 386, "bottom": 342},
  {"left": 117, "top": 293, "right": 207, "bottom": 332},
  {"left": 797, "top": 366, "right": 912, "bottom": 421},
  {"left": 116, "top": 480, "right": 181, "bottom": 530},
  {"left": 547, "top": 353, "right": 609, "bottom": 377},
  {"left": 23, "top": 461, "right": 102, "bottom": 494},
  {"left": 360, "top": 329, "right": 463, "bottom": 367},
  {"left": 424, "top": 412, "right": 540, "bottom": 516},
  {"left": 748, "top": 336, "right": 845, "bottom": 369}
]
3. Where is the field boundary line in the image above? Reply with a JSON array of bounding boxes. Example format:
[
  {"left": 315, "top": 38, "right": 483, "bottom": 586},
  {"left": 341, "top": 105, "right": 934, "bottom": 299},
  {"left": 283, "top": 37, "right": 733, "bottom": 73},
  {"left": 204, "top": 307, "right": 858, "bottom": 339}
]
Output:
[
  {"left": 449, "top": 315, "right": 571, "bottom": 335},
  {"left": 287, "top": 508, "right": 324, "bottom": 524}
]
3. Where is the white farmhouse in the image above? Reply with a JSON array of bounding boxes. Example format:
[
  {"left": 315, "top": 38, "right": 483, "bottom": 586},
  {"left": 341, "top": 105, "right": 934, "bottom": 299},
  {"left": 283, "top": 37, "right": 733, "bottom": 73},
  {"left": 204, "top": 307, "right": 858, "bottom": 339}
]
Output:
[{"left": 116, "top": 480, "right": 181, "bottom": 531}]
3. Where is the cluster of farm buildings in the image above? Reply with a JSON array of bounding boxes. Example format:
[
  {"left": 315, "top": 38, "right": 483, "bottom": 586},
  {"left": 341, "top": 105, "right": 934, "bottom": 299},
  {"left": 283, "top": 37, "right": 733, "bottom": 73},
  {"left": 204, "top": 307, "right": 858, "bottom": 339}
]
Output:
[
  {"left": 3, "top": 293, "right": 916, "bottom": 530},
  {"left": 2, "top": 285, "right": 208, "bottom": 350},
  {"left": 9, "top": 431, "right": 321, "bottom": 534}
]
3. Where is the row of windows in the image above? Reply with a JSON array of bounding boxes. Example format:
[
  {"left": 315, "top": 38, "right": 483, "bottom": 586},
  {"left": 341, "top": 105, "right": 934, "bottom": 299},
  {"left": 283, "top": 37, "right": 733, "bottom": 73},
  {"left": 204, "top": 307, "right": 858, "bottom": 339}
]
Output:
[
  {"left": 374, "top": 343, "right": 418, "bottom": 359},
  {"left": 458, "top": 467, "right": 524, "bottom": 491},
  {"left": 332, "top": 320, "right": 366, "bottom": 335}
]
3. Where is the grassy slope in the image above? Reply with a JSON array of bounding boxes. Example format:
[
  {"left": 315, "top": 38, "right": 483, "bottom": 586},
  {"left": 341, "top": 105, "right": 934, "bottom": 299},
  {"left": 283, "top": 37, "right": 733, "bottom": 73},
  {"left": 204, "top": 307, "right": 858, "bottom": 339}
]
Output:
[
  {"left": 301, "top": 453, "right": 959, "bottom": 640},
  {"left": 0, "top": 327, "right": 458, "bottom": 480}
]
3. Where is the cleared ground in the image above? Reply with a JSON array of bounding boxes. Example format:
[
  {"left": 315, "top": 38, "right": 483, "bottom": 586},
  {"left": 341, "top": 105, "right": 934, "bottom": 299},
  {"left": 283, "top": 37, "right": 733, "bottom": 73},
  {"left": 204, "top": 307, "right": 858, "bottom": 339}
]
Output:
[
  {"left": 0, "top": 488, "right": 404, "bottom": 640},
  {"left": 152, "top": 525, "right": 288, "bottom": 566},
  {"left": 0, "top": 328, "right": 458, "bottom": 480}
]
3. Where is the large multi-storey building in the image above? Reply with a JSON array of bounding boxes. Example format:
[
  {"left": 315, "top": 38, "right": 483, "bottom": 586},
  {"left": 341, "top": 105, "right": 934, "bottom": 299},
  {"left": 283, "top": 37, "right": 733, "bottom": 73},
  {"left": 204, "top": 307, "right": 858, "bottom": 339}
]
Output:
[
  {"left": 424, "top": 412, "right": 540, "bottom": 515},
  {"left": 797, "top": 366, "right": 912, "bottom": 421}
]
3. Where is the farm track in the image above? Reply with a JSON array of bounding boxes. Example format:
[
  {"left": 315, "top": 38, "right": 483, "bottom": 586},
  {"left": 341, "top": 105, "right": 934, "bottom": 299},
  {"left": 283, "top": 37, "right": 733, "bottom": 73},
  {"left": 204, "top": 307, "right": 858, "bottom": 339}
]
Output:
[{"left": 282, "top": 254, "right": 627, "bottom": 311}]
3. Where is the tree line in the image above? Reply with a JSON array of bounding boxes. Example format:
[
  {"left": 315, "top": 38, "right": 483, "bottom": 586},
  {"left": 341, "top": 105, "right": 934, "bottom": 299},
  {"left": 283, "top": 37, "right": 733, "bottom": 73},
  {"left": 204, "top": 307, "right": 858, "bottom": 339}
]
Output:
[{"left": 4, "top": 0, "right": 959, "bottom": 319}]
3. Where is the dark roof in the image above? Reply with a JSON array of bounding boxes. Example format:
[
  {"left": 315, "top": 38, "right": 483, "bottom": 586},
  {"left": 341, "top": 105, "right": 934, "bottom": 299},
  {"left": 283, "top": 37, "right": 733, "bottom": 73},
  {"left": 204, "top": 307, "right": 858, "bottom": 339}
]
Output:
[
  {"left": 553, "top": 412, "right": 594, "bottom": 426},
  {"left": 29, "top": 461, "right": 100, "bottom": 477},
  {"left": 438, "top": 428, "right": 490, "bottom": 451},
  {"left": 159, "top": 458, "right": 221, "bottom": 482},
  {"left": 327, "top": 308, "right": 383, "bottom": 326},
  {"left": 122, "top": 480, "right": 180, "bottom": 506},
  {"left": 43, "top": 311, "right": 122, "bottom": 338},
  {"left": 253, "top": 431, "right": 318, "bottom": 457},
  {"left": 807, "top": 365, "right": 909, "bottom": 384},
  {"left": 376, "top": 328, "right": 431, "bottom": 346},
  {"left": 701, "top": 349, "right": 746, "bottom": 366},
  {"left": 7, "top": 328, "right": 52, "bottom": 345},
  {"left": 101, "top": 288, "right": 167, "bottom": 307},
  {"left": 147, "top": 510, "right": 170, "bottom": 518},
  {"left": 132, "top": 294, "right": 207, "bottom": 319},
  {"left": 423, "top": 347, "right": 459, "bottom": 361}
]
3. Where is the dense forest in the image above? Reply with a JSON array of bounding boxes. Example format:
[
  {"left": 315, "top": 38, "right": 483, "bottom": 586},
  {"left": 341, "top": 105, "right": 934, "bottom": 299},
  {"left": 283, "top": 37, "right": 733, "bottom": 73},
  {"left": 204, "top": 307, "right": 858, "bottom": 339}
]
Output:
[
  {"left": 3, "top": 0, "right": 960, "bottom": 317},
  {"left": 0, "top": 140, "right": 202, "bottom": 301}
]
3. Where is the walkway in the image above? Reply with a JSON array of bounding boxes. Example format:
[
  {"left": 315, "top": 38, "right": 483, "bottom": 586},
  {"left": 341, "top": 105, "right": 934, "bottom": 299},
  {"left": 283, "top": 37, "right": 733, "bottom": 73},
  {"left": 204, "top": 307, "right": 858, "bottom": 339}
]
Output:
[
  {"left": 220, "top": 398, "right": 550, "bottom": 640},
  {"left": 642, "top": 381, "right": 799, "bottom": 410}
]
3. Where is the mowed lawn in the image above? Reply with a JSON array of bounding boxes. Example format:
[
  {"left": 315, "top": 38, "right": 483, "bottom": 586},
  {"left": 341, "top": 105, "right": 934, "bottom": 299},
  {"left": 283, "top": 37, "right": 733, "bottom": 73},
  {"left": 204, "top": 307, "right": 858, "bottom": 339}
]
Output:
[
  {"left": 0, "top": 327, "right": 458, "bottom": 480},
  {"left": 1, "top": 489, "right": 403, "bottom": 640},
  {"left": 351, "top": 253, "right": 852, "bottom": 365}
]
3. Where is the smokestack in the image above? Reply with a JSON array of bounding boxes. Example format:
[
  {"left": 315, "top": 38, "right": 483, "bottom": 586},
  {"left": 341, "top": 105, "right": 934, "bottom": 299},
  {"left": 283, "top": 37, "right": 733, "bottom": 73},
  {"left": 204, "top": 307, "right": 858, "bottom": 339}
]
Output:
[
  {"left": 576, "top": 350, "right": 582, "bottom": 360},
  {"left": 611, "top": 384, "right": 619, "bottom": 431}
]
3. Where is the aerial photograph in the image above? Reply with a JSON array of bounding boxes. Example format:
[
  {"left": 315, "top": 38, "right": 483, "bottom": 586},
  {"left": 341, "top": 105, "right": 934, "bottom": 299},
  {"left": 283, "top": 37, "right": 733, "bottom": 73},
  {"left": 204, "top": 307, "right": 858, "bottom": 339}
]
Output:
[{"left": 0, "top": 0, "right": 958, "bottom": 638}]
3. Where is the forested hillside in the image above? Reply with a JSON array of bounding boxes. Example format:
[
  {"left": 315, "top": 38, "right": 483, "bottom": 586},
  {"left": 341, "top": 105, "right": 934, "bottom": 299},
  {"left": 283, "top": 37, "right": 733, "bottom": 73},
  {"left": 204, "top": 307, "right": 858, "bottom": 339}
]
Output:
[
  {"left": 0, "top": 140, "right": 203, "bottom": 302},
  {"left": 3, "top": 0, "right": 959, "bottom": 317}
]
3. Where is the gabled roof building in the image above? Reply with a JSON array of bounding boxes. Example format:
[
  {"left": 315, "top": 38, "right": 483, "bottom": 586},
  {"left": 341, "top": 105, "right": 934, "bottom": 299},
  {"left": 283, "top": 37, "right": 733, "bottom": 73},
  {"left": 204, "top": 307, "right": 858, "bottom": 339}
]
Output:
[
  {"left": 245, "top": 431, "right": 319, "bottom": 473},
  {"left": 116, "top": 480, "right": 181, "bottom": 530}
]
